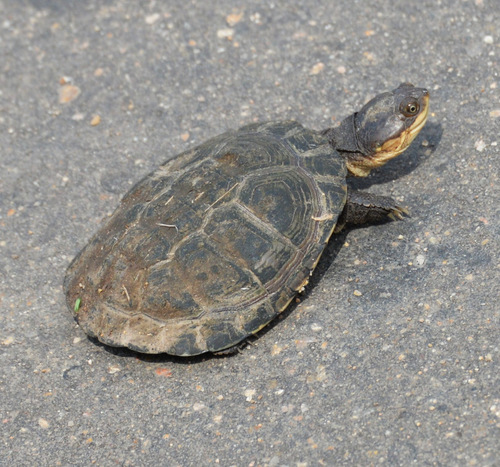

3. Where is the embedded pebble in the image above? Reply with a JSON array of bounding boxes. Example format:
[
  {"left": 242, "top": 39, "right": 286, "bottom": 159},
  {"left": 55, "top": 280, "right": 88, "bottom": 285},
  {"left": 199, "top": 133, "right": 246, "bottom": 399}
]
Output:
[
  {"left": 145, "top": 13, "right": 160, "bottom": 25},
  {"left": 474, "top": 139, "right": 486, "bottom": 152},
  {"left": 193, "top": 402, "right": 206, "bottom": 411},
  {"left": 217, "top": 28, "right": 234, "bottom": 39},
  {"left": 309, "top": 62, "right": 325, "bottom": 75},
  {"left": 59, "top": 84, "right": 80, "bottom": 104},
  {"left": 310, "top": 323, "right": 323, "bottom": 332},
  {"left": 244, "top": 389, "right": 256, "bottom": 402},
  {"left": 226, "top": 12, "right": 243, "bottom": 26},
  {"left": 38, "top": 418, "right": 50, "bottom": 429},
  {"left": 415, "top": 254, "right": 426, "bottom": 266}
]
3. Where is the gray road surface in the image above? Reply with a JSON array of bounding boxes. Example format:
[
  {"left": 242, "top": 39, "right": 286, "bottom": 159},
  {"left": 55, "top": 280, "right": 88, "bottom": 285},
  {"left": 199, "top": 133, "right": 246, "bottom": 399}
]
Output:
[{"left": 1, "top": 0, "right": 499, "bottom": 465}]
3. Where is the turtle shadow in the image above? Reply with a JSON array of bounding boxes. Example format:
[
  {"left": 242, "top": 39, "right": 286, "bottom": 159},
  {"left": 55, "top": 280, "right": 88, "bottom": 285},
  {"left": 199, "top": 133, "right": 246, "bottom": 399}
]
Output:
[
  {"left": 91, "top": 337, "right": 224, "bottom": 364},
  {"left": 350, "top": 122, "right": 442, "bottom": 190}
]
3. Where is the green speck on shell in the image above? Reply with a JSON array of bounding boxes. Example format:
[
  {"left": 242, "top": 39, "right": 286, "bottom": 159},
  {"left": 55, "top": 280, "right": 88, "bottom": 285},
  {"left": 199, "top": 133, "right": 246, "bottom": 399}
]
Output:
[{"left": 74, "top": 298, "right": 81, "bottom": 313}]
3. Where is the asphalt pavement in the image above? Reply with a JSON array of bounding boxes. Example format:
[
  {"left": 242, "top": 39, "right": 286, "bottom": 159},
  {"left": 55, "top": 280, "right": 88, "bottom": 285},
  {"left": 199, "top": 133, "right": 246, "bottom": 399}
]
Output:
[{"left": 1, "top": 0, "right": 499, "bottom": 465}]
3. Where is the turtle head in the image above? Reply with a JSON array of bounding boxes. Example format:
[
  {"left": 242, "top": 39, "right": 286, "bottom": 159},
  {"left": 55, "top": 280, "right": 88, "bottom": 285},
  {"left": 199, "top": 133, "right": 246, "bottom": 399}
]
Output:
[{"left": 331, "top": 83, "right": 429, "bottom": 177}]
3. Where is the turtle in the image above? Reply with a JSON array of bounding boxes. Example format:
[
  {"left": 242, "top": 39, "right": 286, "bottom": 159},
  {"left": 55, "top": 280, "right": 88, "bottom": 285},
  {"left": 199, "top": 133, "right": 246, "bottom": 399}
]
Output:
[{"left": 64, "top": 83, "right": 429, "bottom": 356}]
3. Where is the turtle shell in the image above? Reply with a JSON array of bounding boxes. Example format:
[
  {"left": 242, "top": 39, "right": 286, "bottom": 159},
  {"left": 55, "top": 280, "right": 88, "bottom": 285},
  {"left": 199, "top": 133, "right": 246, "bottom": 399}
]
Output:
[{"left": 64, "top": 121, "right": 347, "bottom": 355}]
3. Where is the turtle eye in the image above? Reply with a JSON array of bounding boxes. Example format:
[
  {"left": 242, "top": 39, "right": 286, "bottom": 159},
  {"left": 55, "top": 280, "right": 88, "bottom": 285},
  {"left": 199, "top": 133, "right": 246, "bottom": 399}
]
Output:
[{"left": 400, "top": 99, "right": 420, "bottom": 117}]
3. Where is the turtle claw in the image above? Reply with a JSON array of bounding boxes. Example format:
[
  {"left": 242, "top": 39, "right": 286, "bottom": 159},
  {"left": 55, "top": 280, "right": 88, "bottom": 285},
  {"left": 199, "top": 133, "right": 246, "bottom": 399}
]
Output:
[{"left": 388, "top": 206, "right": 410, "bottom": 221}]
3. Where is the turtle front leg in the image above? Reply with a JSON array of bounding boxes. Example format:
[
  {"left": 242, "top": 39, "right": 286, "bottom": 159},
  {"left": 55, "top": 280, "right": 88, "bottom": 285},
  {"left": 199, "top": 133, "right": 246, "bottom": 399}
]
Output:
[{"left": 334, "top": 190, "right": 409, "bottom": 233}]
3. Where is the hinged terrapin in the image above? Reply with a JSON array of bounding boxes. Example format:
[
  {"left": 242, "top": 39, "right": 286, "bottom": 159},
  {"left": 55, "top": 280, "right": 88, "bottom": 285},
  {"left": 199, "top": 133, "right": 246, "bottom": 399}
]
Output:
[{"left": 65, "top": 83, "right": 429, "bottom": 356}]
